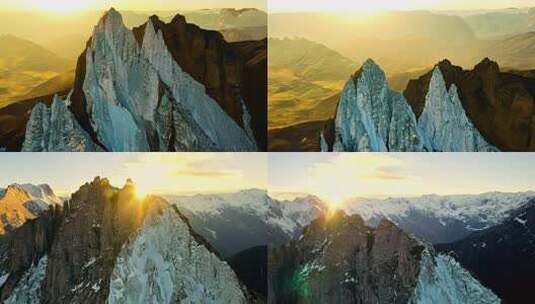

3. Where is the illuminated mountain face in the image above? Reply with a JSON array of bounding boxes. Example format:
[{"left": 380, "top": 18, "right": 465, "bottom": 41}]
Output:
[
  {"left": 0, "top": 178, "right": 250, "bottom": 303},
  {"left": 269, "top": 211, "right": 499, "bottom": 304},
  {"left": 21, "top": 9, "right": 265, "bottom": 152},
  {"left": 323, "top": 59, "right": 498, "bottom": 152}
]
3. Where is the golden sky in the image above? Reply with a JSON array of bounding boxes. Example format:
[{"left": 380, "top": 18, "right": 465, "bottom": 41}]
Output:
[
  {"left": 1, "top": 0, "right": 266, "bottom": 13},
  {"left": 0, "top": 153, "right": 267, "bottom": 196},
  {"left": 269, "top": 0, "right": 535, "bottom": 12},
  {"left": 269, "top": 153, "right": 535, "bottom": 208}
]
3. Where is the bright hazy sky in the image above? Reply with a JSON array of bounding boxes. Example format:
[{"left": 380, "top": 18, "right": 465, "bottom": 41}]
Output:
[
  {"left": 0, "top": 153, "right": 267, "bottom": 196},
  {"left": 269, "top": 153, "right": 535, "bottom": 204},
  {"left": 1, "top": 0, "right": 266, "bottom": 13},
  {"left": 269, "top": 0, "right": 535, "bottom": 12}
]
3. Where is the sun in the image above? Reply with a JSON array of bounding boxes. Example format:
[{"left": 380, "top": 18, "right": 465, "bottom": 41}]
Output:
[
  {"left": 33, "top": 0, "right": 93, "bottom": 14},
  {"left": 133, "top": 184, "right": 152, "bottom": 200}
]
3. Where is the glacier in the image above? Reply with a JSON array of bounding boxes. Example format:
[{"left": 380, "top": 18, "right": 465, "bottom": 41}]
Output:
[
  {"left": 411, "top": 252, "right": 499, "bottom": 304},
  {"left": 418, "top": 67, "right": 498, "bottom": 152},
  {"left": 22, "top": 95, "right": 102, "bottom": 152},
  {"left": 107, "top": 203, "right": 247, "bottom": 304},
  {"left": 326, "top": 59, "right": 499, "bottom": 152}
]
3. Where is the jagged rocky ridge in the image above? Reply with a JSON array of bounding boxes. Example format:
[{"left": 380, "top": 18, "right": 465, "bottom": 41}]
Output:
[
  {"left": 322, "top": 59, "right": 500, "bottom": 152},
  {"left": 0, "top": 178, "right": 250, "bottom": 303},
  {"left": 268, "top": 211, "right": 499, "bottom": 304},
  {"left": 20, "top": 8, "right": 265, "bottom": 152},
  {"left": 404, "top": 59, "right": 535, "bottom": 151}
]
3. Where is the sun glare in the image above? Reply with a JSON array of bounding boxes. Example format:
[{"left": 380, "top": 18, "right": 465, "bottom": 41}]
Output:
[{"left": 133, "top": 184, "right": 152, "bottom": 200}]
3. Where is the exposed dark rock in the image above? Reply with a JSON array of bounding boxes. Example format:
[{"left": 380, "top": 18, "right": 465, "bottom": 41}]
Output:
[
  {"left": 268, "top": 211, "right": 424, "bottom": 304},
  {"left": 404, "top": 58, "right": 535, "bottom": 151}
]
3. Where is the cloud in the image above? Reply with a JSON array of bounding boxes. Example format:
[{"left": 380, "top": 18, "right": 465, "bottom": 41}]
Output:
[
  {"left": 107, "top": 153, "right": 259, "bottom": 195},
  {"left": 304, "top": 153, "right": 413, "bottom": 204}
]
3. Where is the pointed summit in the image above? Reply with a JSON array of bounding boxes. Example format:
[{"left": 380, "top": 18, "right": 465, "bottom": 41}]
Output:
[{"left": 99, "top": 7, "right": 124, "bottom": 28}]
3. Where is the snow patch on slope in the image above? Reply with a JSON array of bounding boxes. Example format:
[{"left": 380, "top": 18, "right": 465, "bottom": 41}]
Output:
[
  {"left": 107, "top": 205, "right": 247, "bottom": 304},
  {"left": 4, "top": 256, "right": 48, "bottom": 304},
  {"left": 412, "top": 252, "right": 499, "bottom": 304}
]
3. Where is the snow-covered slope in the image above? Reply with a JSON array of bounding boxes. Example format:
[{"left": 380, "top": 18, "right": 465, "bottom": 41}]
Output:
[
  {"left": 3, "top": 256, "right": 48, "bottom": 304},
  {"left": 329, "top": 59, "right": 423, "bottom": 152},
  {"left": 326, "top": 59, "right": 499, "bottom": 152},
  {"left": 22, "top": 9, "right": 258, "bottom": 152},
  {"left": 418, "top": 67, "right": 498, "bottom": 152},
  {"left": 108, "top": 204, "right": 248, "bottom": 304},
  {"left": 411, "top": 252, "right": 499, "bottom": 304},
  {"left": 343, "top": 191, "right": 534, "bottom": 243},
  {"left": 22, "top": 95, "right": 102, "bottom": 152}
]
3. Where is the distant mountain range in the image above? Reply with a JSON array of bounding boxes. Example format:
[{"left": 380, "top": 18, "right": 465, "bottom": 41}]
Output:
[{"left": 0, "top": 35, "right": 73, "bottom": 107}]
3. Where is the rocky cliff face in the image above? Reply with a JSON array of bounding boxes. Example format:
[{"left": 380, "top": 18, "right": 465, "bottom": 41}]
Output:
[
  {"left": 268, "top": 211, "right": 499, "bottom": 304},
  {"left": 0, "top": 178, "right": 250, "bottom": 303},
  {"left": 404, "top": 58, "right": 535, "bottom": 151},
  {"left": 20, "top": 8, "right": 265, "bottom": 152},
  {"left": 437, "top": 199, "right": 535, "bottom": 303},
  {"left": 323, "top": 59, "right": 501, "bottom": 152}
]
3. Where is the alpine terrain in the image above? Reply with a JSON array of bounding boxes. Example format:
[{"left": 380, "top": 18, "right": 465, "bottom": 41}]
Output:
[
  {"left": 0, "top": 178, "right": 253, "bottom": 303},
  {"left": 3, "top": 8, "right": 266, "bottom": 152},
  {"left": 268, "top": 211, "right": 499, "bottom": 304},
  {"left": 321, "top": 59, "right": 500, "bottom": 152},
  {"left": 170, "top": 191, "right": 329, "bottom": 257}
]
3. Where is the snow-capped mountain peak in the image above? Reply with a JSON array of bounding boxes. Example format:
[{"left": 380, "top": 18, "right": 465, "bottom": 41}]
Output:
[{"left": 329, "top": 58, "right": 424, "bottom": 152}]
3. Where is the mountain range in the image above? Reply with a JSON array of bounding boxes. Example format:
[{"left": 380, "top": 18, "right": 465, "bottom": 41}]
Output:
[
  {"left": 269, "top": 211, "right": 499, "bottom": 303},
  {"left": 0, "top": 35, "right": 73, "bottom": 107},
  {"left": 0, "top": 9, "right": 267, "bottom": 152},
  {"left": 269, "top": 191, "right": 535, "bottom": 303},
  {"left": 0, "top": 181, "right": 532, "bottom": 303},
  {"left": 271, "top": 57, "right": 535, "bottom": 152},
  {"left": 0, "top": 178, "right": 257, "bottom": 303}
]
